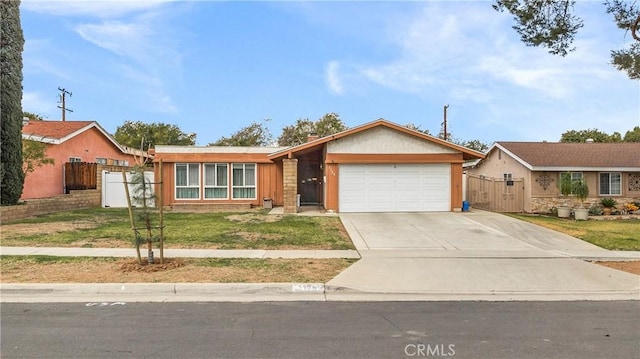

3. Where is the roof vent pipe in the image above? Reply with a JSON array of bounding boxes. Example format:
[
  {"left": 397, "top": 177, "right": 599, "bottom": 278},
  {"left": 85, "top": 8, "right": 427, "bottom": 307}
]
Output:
[{"left": 585, "top": 138, "right": 594, "bottom": 143}]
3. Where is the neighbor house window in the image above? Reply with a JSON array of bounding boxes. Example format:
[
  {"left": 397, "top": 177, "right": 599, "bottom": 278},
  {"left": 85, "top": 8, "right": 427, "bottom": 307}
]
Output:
[
  {"left": 175, "top": 163, "right": 200, "bottom": 199},
  {"left": 204, "top": 163, "right": 228, "bottom": 199},
  {"left": 95, "top": 158, "right": 107, "bottom": 165},
  {"left": 69, "top": 157, "right": 82, "bottom": 163},
  {"left": 503, "top": 173, "right": 513, "bottom": 181},
  {"left": 232, "top": 163, "right": 256, "bottom": 199},
  {"left": 599, "top": 172, "right": 621, "bottom": 195}
]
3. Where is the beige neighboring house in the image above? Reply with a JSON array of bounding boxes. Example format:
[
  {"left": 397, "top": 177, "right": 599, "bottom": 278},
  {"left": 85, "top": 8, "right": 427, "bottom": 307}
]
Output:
[{"left": 466, "top": 141, "right": 640, "bottom": 213}]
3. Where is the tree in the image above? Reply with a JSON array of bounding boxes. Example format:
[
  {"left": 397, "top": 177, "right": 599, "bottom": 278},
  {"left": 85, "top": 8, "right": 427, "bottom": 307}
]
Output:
[
  {"left": 21, "top": 111, "right": 54, "bottom": 177},
  {"left": 113, "top": 121, "right": 196, "bottom": 149},
  {"left": 22, "top": 140, "right": 54, "bottom": 176},
  {"left": 560, "top": 128, "right": 622, "bottom": 142},
  {"left": 1, "top": 0, "right": 25, "bottom": 205},
  {"left": 623, "top": 126, "right": 640, "bottom": 142},
  {"left": 460, "top": 139, "right": 489, "bottom": 152},
  {"left": 404, "top": 123, "right": 431, "bottom": 135},
  {"left": 494, "top": 0, "right": 639, "bottom": 79},
  {"left": 278, "top": 113, "right": 348, "bottom": 146},
  {"left": 209, "top": 120, "right": 273, "bottom": 146},
  {"left": 23, "top": 111, "right": 45, "bottom": 121}
]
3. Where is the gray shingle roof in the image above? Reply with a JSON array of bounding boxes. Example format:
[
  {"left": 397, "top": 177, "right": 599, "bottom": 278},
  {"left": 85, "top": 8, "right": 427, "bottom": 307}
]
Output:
[{"left": 497, "top": 142, "right": 640, "bottom": 168}]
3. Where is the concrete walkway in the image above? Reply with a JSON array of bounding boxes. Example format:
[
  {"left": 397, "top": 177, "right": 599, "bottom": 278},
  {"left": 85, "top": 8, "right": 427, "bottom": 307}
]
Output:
[{"left": 1, "top": 210, "right": 638, "bottom": 302}]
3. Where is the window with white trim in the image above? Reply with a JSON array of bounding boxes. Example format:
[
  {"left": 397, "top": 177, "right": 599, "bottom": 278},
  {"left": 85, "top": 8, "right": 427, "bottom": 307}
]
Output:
[
  {"left": 232, "top": 163, "right": 256, "bottom": 199},
  {"left": 69, "top": 157, "right": 82, "bottom": 163},
  {"left": 599, "top": 172, "right": 621, "bottom": 195},
  {"left": 175, "top": 163, "right": 200, "bottom": 199},
  {"left": 95, "top": 158, "right": 107, "bottom": 165},
  {"left": 204, "top": 163, "right": 228, "bottom": 199},
  {"left": 559, "top": 172, "right": 583, "bottom": 195},
  {"left": 503, "top": 173, "right": 513, "bottom": 181}
]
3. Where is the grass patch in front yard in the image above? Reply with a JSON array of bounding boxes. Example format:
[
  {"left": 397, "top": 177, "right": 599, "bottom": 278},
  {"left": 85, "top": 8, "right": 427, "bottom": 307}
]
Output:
[
  {"left": 508, "top": 214, "right": 640, "bottom": 251},
  {"left": 0, "top": 209, "right": 354, "bottom": 250},
  {"left": 0, "top": 255, "right": 357, "bottom": 283}
]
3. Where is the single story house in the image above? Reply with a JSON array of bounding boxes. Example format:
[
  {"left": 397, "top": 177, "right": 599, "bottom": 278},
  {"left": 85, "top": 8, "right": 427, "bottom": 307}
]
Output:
[
  {"left": 465, "top": 141, "right": 640, "bottom": 213},
  {"left": 152, "top": 119, "right": 485, "bottom": 213},
  {"left": 21, "top": 119, "right": 147, "bottom": 199}
]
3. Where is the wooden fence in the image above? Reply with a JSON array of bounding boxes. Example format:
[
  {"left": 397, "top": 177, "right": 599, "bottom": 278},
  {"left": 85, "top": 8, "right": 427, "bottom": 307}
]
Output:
[
  {"left": 65, "top": 162, "right": 97, "bottom": 193},
  {"left": 466, "top": 175, "right": 524, "bottom": 213}
]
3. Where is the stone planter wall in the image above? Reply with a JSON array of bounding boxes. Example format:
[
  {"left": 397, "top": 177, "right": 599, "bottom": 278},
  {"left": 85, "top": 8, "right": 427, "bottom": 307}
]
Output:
[{"left": 531, "top": 197, "right": 639, "bottom": 214}]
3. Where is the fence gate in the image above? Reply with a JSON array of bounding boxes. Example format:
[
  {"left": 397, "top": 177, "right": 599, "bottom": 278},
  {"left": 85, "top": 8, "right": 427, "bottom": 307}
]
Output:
[
  {"left": 64, "top": 162, "right": 97, "bottom": 193},
  {"left": 102, "top": 170, "right": 155, "bottom": 208},
  {"left": 466, "top": 175, "right": 524, "bottom": 213}
]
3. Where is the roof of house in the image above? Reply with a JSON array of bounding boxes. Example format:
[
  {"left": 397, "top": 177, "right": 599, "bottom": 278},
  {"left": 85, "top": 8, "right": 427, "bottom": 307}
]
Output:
[
  {"left": 22, "top": 120, "right": 96, "bottom": 142},
  {"left": 154, "top": 145, "right": 288, "bottom": 154},
  {"left": 494, "top": 141, "right": 640, "bottom": 170},
  {"left": 268, "top": 119, "right": 485, "bottom": 161},
  {"left": 22, "top": 120, "right": 150, "bottom": 159}
]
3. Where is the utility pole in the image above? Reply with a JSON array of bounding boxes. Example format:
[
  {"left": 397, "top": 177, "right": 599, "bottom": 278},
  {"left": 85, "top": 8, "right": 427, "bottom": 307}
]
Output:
[
  {"left": 442, "top": 104, "right": 449, "bottom": 141},
  {"left": 57, "top": 87, "right": 73, "bottom": 121}
]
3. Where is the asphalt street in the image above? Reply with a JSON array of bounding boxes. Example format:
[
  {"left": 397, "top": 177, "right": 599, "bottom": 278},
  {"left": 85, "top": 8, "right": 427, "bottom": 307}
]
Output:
[{"left": 1, "top": 301, "right": 638, "bottom": 359}]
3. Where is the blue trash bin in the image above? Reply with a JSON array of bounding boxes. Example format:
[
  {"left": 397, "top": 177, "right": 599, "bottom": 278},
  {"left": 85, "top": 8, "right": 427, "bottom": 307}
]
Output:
[{"left": 462, "top": 201, "right": 470, "bottom": 212}]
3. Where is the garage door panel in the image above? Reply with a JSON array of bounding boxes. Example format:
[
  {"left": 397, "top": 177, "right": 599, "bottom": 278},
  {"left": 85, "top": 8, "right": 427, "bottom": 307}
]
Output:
[{"left": 339, "top": 164, "right": 450, "bottom": 212}]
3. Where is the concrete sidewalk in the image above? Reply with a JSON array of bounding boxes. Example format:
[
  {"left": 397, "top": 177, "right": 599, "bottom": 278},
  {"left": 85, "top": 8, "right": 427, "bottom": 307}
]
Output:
[
  {"left": 0, "top": 246, "right": 360, "bottom": 259},
  {"left": 1, "top": 211, "right": 639, "bottom": 302}
]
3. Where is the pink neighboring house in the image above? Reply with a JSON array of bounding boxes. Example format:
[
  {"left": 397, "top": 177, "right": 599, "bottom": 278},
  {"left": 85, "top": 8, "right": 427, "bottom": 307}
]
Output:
[{"left": 21, "top": 119, "right": 139, "bottom": 199}]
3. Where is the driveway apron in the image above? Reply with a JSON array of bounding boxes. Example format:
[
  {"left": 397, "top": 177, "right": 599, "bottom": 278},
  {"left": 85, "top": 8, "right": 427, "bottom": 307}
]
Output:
[{"left": 328, "top": 211, "right": 640, "bottom": 300}]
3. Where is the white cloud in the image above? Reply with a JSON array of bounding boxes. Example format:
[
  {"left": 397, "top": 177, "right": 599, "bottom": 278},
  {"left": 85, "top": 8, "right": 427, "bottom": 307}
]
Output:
[
  {"left": 325, "top": 61, "right": 344, "bottom": 95},
  {"left": 22, "top": 92, "right": 56, "bottom": 117},
  {"left": 21, "top": 0, "right": 174, "bottom": 18},
  {"left": 116, "top": 64, "right": 177, "bottom": 114}
]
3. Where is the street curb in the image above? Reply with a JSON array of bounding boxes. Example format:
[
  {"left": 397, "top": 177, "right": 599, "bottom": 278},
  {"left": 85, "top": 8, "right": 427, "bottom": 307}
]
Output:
[
  {"left": 2, "top": 283, "right": 638, "bottom": 303},
  {"left": 0, "top": 283, "right": 328, "bottom": 303}
]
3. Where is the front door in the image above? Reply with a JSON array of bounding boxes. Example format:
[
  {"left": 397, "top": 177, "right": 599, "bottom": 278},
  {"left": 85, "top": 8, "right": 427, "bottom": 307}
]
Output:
[{"left": 298, "top": 153, "right": 322, "bottom": 205}]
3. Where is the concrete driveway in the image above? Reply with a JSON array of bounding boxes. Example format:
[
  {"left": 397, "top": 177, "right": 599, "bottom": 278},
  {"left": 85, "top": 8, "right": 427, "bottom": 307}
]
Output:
[{"left": 327, "top": 211, "right": 640, "bottom": 300}]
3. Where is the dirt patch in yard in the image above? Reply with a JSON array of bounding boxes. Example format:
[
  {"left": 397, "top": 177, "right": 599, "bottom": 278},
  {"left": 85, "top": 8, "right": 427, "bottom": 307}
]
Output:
[
  {"left": 595, "top": 261, "right": 640, "bottom": 275},
  {"left": 0, "top": 257, "right": 356, "bottom": 283},
  {"left": 1, "top": 221, "right": 97, "bottom": 238},
  {"left": 225, "top": 213, "right": 281, "bottom": 223}
]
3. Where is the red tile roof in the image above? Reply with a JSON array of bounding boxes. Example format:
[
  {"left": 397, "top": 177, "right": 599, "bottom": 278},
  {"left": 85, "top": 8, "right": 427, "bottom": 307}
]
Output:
[
  {"left": 22, "top": 120, "right": 95, "bottom": 139},
  {"left": 497, "top": 142, "right": 640, "bottom": 168}
]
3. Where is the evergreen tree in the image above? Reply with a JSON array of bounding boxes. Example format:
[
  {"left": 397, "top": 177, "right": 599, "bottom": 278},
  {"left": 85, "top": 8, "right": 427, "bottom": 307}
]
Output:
[{"left": 1, "top": 0, "right": 25, "bottom": 204}]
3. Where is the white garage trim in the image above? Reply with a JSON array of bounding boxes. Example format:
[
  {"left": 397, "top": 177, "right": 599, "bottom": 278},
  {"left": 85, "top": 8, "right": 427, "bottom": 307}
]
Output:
[{"left": 339, "top": 164, "right": 450, "bottom": 212}]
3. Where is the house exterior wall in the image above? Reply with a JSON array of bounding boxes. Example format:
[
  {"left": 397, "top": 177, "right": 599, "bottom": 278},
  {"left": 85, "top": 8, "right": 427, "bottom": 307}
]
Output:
[
  {"left": 327, "top": 126, "right": 457, "bottom": 154},
  {"left": 21, "top": 127, "right": 133, "bottom": 199},
  {"left": 153, "top": 152, "right": 282, "bottom": 208},
  {"left": 466, "top": 148, "right": 532, "bottom": 211},
  {"left": 470, "top": 148, "right": 640, "bottom": 213},
  {"left": 323, "top": 127, "right": 465, "bottom": 212},
  {"left": 530, "top": 171, "right": 640, "bottom": 213}
]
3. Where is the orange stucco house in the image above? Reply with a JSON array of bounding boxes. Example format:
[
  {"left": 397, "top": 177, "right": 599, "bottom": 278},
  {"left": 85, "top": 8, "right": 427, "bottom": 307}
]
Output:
[
  {"left": 21, "top": 120, "right": 141, "bottom": 199},
  {"left": 152, "top": 119, "right": 484, "bottom": 213}
]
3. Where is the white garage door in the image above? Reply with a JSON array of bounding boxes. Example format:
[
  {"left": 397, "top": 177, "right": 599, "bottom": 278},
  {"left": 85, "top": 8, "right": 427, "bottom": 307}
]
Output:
[{"left": 339, "top": 164, "right": 450, "bottom": 212}]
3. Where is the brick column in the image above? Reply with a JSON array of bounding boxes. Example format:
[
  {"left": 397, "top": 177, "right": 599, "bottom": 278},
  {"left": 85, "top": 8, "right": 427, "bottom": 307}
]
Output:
[{"left": 283, "top": 158, "right": 298, "bottom": 214}]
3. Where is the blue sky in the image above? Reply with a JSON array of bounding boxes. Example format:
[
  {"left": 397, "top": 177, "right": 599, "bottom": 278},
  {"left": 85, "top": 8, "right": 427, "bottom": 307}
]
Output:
[{"left": 21, "top": 0, "right": 640, "bottom": 146}]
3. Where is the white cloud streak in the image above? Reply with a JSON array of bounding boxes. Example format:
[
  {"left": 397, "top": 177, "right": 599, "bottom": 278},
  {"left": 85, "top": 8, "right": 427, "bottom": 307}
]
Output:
[
  {"left": 21, "top": 0, "right": 174, "bottom": 18},
  {"left": 325, "top": 61, "right": 344, "bottom": 95}
]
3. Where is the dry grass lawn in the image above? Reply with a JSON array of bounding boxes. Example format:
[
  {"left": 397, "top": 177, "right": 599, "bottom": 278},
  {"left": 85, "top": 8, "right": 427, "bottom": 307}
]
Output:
[{"left": 0, "top": 256, "right": 356, "bottom": 283}]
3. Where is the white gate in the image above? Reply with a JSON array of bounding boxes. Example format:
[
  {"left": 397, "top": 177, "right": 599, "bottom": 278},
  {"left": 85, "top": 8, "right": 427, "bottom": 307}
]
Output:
[{"left": 102, "top": 170, "right": 155, "bottom": 208}]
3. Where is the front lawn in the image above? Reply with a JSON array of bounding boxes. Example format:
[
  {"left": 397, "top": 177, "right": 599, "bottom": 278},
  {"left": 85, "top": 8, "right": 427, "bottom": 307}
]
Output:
[
  {"left": 0, "top": 208, "right": 354, "bottom": 250},
  {"left": 509, "top": 214, "right": 640, "bottom": 251},
  {"left": 0, "top": 255, "right": 357, "bottom": 283}
]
